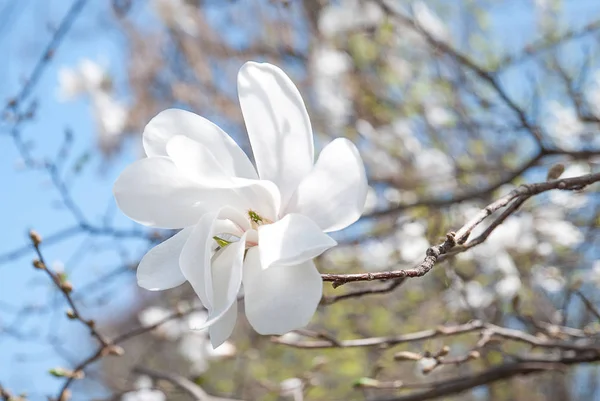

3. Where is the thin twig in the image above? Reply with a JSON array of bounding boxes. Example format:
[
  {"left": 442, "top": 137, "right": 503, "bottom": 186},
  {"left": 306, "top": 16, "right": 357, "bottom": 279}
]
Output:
[
  {"left": 322, "top": 172, "right": 600, "bottom": 287},
  {"left": 133, "top": 366, "right": 244, "bottom": 401}
]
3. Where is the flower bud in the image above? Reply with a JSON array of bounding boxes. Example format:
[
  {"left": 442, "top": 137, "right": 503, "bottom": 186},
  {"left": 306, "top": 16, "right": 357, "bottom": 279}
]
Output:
[
  {"left": 393, "top": 351, "right": 423, "bottom": 361},
  {"left": 29, "top": 230, "right": 42, "bottom": 246}
]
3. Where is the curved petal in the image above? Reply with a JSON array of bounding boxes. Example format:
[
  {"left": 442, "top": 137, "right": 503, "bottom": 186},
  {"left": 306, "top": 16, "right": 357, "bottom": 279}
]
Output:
[
  {"left": 180, "top": 211, "right": 219, "bottom": 309},
  {"left": 166, "top": 135, "right": 281, "bottom": 220},
  {"left": 258, "top": 214, "right": 337, "bottom": 269},
  {"left": 238, "top": 62, "right": 314, "bottom": 207},
  {"left": 181, "top": 212, "right": 246, "bottom": 338},
  {"left": 166, "top": 135, "right": 235, "bottom": 185},
  {"left": 143, "top": 108, "right": 257, "bottom": 179},
  {"left": 113, "top": 157, "right": 207, "bottom": 229},
  {"left": 208, "top": 294, "right": 238, "bottom": 348},
  {"left": 243, "top": 247, "right": 323, "bottom": 335},
  {"left": 137, "top": 227, "right": 191, "bottom": 290},
  {"left": 206, "top": 235, "right": 247, "bottom": 346},
  {"left": 285, "top": 138, "right": 367, "bottom": 232}
]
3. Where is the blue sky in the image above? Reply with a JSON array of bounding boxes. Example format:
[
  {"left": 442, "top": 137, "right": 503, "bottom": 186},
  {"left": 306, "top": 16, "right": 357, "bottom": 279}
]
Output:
[{"left": 1, "top": 0, "right": 600, "bottom": 399}]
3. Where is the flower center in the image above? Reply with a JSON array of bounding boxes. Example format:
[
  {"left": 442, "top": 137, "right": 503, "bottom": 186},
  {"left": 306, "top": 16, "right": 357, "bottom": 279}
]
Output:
[{"left": 247, "top": 209, "right": 272, "bottom": 230}]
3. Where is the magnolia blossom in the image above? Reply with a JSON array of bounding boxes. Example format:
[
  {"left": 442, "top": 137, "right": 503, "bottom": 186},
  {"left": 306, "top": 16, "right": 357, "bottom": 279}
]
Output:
[
  {"left": 412, "top": 2, "right": 448, "bottom": 42},
  {"left": 318, "top": 0, "right": 383, "bottom": 37},
  {"left": 114, "top": 62, "right": 367, "bottom": 346},
  {"left": 121, "top": 376, "right": 165, "bottom": 401}
]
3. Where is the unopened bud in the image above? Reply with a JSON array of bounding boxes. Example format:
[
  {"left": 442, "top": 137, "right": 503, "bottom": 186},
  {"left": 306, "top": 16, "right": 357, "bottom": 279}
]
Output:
[
  {"left": 60, "top": 281, "right": 73, "bottom": 293},
  {"left": 29, "top": 230, "right": 42, "bottom": 246},
  {"left": 421, "top": 363, "right": 437, "bottom": 374},
  {"left": 66, "top": 309, "right": 76, "bottom": 319},
  {"left": 353, "top": 377, "right": 379, "bottom": 388},
  {"left": 468, "top": 350, "right": 481, "bottom": 360},
  {"left": 86, "top": 319, "right": 95, "bottom": 329},
  {"left": 49, "top": 368, "right": 83, "bottom": 379},
  {"left": 546, "top": 163, "right": 565, "bottom": 181},
  {"left": 393, "top": 351, "right": 422, "bottom": 361},
  {"left": 33, "top": 259, "right": 45, "bottom": 269},
  {"left": 437, "top": 345, "right": 450, "bottom": 357},
  {"left": 102, "top": 344, "right": 125, "bottom": 356}
]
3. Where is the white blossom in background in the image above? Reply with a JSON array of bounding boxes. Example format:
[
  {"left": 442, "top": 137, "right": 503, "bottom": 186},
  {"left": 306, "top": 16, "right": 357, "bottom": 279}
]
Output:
[
  {"left": 57, "top": 59, "right": 128, "bottom": 153},
  {"left": 395, "top": 221, "right": 429, "bottom": 263},
  {"left": 531, "top": 265, "right": 566, "bottom": 293},
  {"left": 424, "top": 104, "right": 454, "bottom": 128},
  {"left": 138, "top": 306, "right": 184, "bottom": 340},
  {"left": 414, "top": 148, "right": 457, "bottom": 196},
  {"left": 114, "top": 62, "right": 367, "bottom": 347},
  {"left": 446, "top": 280, "right": 494, "bottom": 311},
  {"left": 585, "top": 70, "right": 600, "bottom": 117},
  {"left": 495, "top": 274, "right": 521, "bottom": 299},
  {"left": 412, "top": 2, "right": 448, "bottom": 42},
  {"left": 138, "top": 306, "right": 236, "bottom": 372},
  {"left": 358, "top": 240, "right": 395, "bottom": 271},
  {"left": 311, "top": 46, "right": 353, "bottom": 131},
  {"left": 363, "top": 186, "right": 378, "bottom": 214},
  {"left": 589, "top": 261, "right": 600, "bottom": 288},
  {"left": 280, "top": 378, "right": 304, "bottom": 401},
  {"left": 121, "top": 375, "right": 165, "bottom": 401},
  {"left": 318, "top": 0, "right": 383, "bottom": 37},
  {"left": 58, "top": 59, "right": 107, "bottom": 101},
  {"left": 93, "top": 91, "right": 128, "bottom": 152},
  {"left": 415, "top": 357, "right": 437, "bottom": 376},
  {"left": 544, "top": 102, "right": 586, "bottom": 150},
  {"left": 153, "top": 0, "right": 197, "bottom": 36},
  {"left": 535, "top": 207, "right": 583, "bottom": 248}
]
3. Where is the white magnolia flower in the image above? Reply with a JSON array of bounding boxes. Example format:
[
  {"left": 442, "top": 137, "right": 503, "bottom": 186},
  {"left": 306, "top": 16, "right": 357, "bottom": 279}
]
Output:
[
  {"left": 531, "top": 265, "right": 566, "bottom": 293},
  {"left": 58, "top": 59, "right": 107, "bottom": 100},
  {"left": 590, "top": 261, "right": 600, "bottom": 287},
  {"left": 311, "top": 46, "right": 353, "bottom": 130},
  {"left": 153, "top": 0, "right": 197, "bottom": 36},
  {"left": 114, "top": 62, "right": 368, "bottom": 347},
  {"left": 280, "top": 378, "right": 304, "bottom": 401},
  {"left": 138, "top": 306, "right": 184, "bottom": 340},
  {"left": 495, "top": 274, "right": 521, "bottom": 299},
  {"left": 318, "top": 0, "right": 383, "bottom": 37},
  {"left": 412, "top": 2, "right": 448, "bottom": 42},
  {"left": 446, "top": 280, "right": 494, "bottom": 311},
  {"left": 121, "top": 375, "right": 165, "bottom": 401}
]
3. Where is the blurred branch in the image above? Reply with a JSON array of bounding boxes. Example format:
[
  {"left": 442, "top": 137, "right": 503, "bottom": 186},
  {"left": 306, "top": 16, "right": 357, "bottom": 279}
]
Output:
[
  {"left": 3, "top": 0, "right": 88, "bottom": 114},
  {"left": 30, "top": 231, "right": 110, "bottom": 347},
  {"left": 273, "top": 319, "right": 600, "bottom": 351},
  {"left": 133, "top": 366, "right": 245, "bottom": 401},
  {"left": 320, "top": 278, "right": 406, "bottom": 305},
  {"left": 377, "top": 0, "right": 543, "bottom": 145},
  {"left": 323, "top": 172, "right": 600, "bottom": 287},
  {"left": 370, "top": 362, "right": 563, "bottom": 401}
]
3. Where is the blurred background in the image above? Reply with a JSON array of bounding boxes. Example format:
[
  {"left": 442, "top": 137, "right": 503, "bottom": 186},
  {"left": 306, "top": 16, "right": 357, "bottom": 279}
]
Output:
[{"left": 1, "top": 0, "right": 600, "bottom": 400}]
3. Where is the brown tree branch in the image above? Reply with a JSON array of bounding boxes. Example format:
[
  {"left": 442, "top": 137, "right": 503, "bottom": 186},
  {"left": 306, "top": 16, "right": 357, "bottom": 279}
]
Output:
[
  {"left": 322, "top": 172, "right": 600, "bottom": 287},
  {"left": 133, "top": 366, "right": 244, "bottom": 401}
]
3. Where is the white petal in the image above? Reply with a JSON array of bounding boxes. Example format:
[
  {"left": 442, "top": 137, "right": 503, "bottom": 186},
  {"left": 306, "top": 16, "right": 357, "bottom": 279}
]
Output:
[
  {"left": 180, "top": 212, "right": 219, "bottom": 308},
  {"left": 258, "top": 214, "right": 337, "bottom": 269},
  {"left": 243, "top": 248, "right": 323, "bottom": 335},
  {"left": 143, "top": 108, "right": 257, "bottom": 179},
  {"left": 166, "top": 135, "right": 236, "bottom": 185},
  {"left": 166, "top": 135, "right": 281, "bottom": 220},
  {"left": 208, "top": 300, "right": 237, "bottom": 348},
  {"left": 286, "top": 138, "right": 367, "bottom": 232},
  {"left": 113, "top": 157, "right": 207, "bottom": 229},
  {"left": 137, "top": 228, "right": 191, "bottom": 290},
  {"left": 180, "top": 212, "right": 246, "bottom": 336},
  {"left": 238, "top": 62, "right": 314, "bottom": 207}
]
